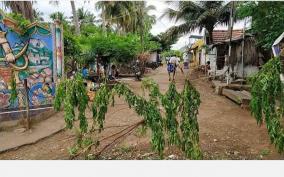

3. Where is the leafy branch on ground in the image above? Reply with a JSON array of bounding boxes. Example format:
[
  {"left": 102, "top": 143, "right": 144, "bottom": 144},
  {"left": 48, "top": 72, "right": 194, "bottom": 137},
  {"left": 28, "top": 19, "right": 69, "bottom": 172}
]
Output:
[{"left": 54, "top": 75, "right": 202, "bottom": 159}]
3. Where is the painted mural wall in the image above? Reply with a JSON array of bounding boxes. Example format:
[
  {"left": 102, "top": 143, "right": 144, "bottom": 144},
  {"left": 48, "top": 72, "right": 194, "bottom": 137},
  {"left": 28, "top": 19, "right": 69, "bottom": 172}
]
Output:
[{"left": 0, "top": 13, "right": 63, "bottom": 112}]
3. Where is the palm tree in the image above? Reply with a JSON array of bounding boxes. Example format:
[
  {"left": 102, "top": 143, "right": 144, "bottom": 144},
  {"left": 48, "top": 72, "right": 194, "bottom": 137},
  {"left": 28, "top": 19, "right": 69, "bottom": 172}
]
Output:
[
  {"left": 49, "top": 0, "right": 80, "bottom": 34},
  {"left": 74, "top": 7, "right": 97, "bottom": 26},
  {"left": 95, "top": 1, "right": 133, "bottom": 32},
  {"left": 161, "top": 1, "right": 234, "bottom": 44},
  {"left": 50, "top": 12, "right": 67, "bottom": 22},
  {"left": 95, "top": 1, "right": 155, "bottom": 32},
  {"left": 95, "top": 1, "right": 156, "bottom": 51},
  {"left": 70, "top": 0, "right": 80, "bottom": 35},
  {"left": 2, "top": 1, "right": 34, "bottom": 21},
  {"left": 131, "top": 1, "right": 156, "bottom": 51}
]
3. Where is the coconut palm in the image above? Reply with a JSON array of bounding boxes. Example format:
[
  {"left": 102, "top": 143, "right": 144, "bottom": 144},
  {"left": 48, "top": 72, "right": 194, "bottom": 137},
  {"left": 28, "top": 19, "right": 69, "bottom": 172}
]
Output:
[
  {"left": 49, "top": 0, "right": 80, "bottom": 34},
  {"left": 74, "top": 7, "right": 97, "bottom": 26},
  {"left": 161, "top": 1, "right": 235, "bottom": 44},
  {"left": 131, "top": 1, "right": 156, "bottom": 51},
  {"left": 2, "top": 1, "right": 34, "bottom": 21},
  {"left": 95, "top": 1, "right": 156, "bottom": 51},
  {"left": 95, "top": 1, "right": 133, "bottom": 32},
  {"left": 126, "top": 2, "right": 156, "bottom": 32},
  {"left": 50, "top": 12, "right": 67, "bottom": 22},
  {"left": 70, "top": 0, "right": 80, "bottom": 34},
  {"left": 95, "top": 1, "right": 155, "bottom": 33}
]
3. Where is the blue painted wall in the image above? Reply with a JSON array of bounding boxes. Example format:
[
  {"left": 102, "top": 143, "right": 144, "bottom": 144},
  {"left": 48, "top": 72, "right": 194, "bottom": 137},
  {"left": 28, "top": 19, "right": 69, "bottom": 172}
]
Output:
[{"left": 0, "top": 13, "right": 62, "bottom": 117}]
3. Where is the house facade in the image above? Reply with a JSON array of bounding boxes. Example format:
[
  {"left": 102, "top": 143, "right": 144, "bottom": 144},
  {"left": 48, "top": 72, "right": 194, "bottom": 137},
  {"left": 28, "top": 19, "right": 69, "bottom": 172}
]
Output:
[{"left": 189, "top": 29, "right": 260, "bottom": 79}]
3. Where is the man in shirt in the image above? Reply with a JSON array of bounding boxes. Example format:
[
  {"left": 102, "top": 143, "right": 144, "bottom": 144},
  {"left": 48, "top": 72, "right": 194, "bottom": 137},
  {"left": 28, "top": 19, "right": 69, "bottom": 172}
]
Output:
[
  {"left": 168, "top": 55, "right": 180, "bottom": 81},
  {"left": 108, "top": 64, "right": 117, "bottom": 80}
]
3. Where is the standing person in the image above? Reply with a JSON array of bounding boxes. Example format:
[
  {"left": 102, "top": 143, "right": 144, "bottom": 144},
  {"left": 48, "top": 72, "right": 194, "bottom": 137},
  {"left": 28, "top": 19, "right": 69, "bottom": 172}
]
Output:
[
  {"left": 133, "top": 59, "right": 141, "bottom": 81},
  {"left": 82, "top": 65, "right": 89, "bottom": 86},
  {"left": 206, "top": 61, "right": 211, "bottom": 75},
  {"left": 176, "top": 54, "right": 183, "bottom": 74},
  {"left": 183, "top": 52, "right": 189, "bottom": 69},
  {"left": 100, "top": 64, "right": 105, "bottom": 78},
  {"left": 82, "top": 65, "right": 89, "bottom": 78},
  {"left": 108, "top": 64, "right": 117, "bottom": 81},
  {"left": 167, "top": 55, "right": 179, "bottom": 81}
]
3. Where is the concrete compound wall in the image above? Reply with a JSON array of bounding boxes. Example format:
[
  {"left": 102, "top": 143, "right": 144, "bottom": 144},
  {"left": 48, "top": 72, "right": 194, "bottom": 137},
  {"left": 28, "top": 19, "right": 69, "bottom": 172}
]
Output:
[{"left": 0, "top": 13, "right": 63, "bottom": 122}]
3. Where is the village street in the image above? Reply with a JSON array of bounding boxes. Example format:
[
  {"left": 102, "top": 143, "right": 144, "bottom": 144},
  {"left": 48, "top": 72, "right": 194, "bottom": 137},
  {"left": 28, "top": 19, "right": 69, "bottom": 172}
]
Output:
[{"left": 0, "top": 66, "right": 283, "bottom": 160}]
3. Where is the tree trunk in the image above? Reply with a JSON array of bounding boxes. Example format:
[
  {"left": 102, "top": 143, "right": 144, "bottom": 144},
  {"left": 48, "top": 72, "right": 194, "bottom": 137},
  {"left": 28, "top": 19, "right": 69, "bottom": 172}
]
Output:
[
  {"left": 208, "top": 29, "right": 213, "bottom": 45},
  {"left": 102, "top": 5, "right": 106, "bottom": 32},
  {"left": 140, "top": 29, "right": 144, "bottom": 52},
  {"left": 70, "top": 1, "right": 80, "bottom": 35},
  {"left": 8, "top": 1, "right": 34, "bottom": 22},
  {"left": 137, "top": 2, "right": 145, "bottom": 52}
]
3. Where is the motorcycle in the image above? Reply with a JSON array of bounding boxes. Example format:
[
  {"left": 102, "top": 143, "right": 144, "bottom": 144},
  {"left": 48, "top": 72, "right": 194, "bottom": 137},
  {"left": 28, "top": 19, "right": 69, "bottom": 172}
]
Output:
[{"left": 145, "top": 61, "right": 163, "bottom": 70}]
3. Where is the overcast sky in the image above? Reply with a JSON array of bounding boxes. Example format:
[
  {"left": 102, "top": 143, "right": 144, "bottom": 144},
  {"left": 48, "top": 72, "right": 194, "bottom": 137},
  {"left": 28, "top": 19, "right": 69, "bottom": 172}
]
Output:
[{"left": 33, "top": 0, "right": 248, "bottom": 50}]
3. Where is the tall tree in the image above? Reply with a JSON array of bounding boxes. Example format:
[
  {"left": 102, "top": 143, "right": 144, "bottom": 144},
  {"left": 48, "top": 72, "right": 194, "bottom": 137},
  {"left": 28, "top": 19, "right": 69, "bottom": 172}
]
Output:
[
  {"left": 237, "top": 1, "right": 284, "bottom": 51},
  {"left": 95, "top": 1, "right": 156, "bottom": 51},
  {"left": 131, "top": 1, "right": 156, "bottom": 51},
  {"left": 95, "top": 1, "right": 156, "bottom": 34},
  {"left": 70, "top": 0, "right": 80, "bottom": 35},
  {"left": 74, "top": 7, "right": 97, "bottom": 27},
  {"left": 95, "top": 1, "right": 132, "bottom": 32},
  {"left": 161, "top": 1, "right": 233, "bottom": 44},
  {"left": 50, "top": 12, "right": 67, "bottom": 23},
  {"left": 3, "top": 1, "right": 34, "bottom": 21},
  {"left": 49, "top": 0, "right": 80, "bottom": 34}
]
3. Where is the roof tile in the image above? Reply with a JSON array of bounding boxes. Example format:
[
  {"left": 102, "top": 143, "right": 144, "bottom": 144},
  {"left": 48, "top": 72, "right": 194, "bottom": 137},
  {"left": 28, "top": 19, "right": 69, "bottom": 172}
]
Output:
[{"left": 212, "top": 30, "right": 243, "bottom": 43}]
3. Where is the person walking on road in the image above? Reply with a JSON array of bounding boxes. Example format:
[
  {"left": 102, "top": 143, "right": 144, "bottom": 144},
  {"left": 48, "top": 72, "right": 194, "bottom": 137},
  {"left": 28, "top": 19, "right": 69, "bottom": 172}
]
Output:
[
  {"left": 167, "top": 55, "right": 180, "bottom": 81},
  {"left": 183, "top": 52, "right": 189, "bottom": 69}
]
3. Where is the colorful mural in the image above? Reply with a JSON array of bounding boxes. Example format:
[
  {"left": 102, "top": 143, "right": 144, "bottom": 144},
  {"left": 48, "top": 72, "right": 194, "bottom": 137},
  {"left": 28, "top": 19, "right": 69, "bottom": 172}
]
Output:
[
  {"left": 55, "top": 24, "right": 63, "bottom": 77},
  {"left": 0, "top": 12, "right": 63, "bottom": 111}
]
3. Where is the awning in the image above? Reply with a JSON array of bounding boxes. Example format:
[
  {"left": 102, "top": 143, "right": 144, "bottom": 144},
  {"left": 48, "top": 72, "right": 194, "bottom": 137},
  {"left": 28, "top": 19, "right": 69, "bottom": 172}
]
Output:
[
  {"left": 189, "top": 39, "right": 204, "bottom": 51},
  {"left": 272, "top": 32, "right": 284, "bottom": 56}
]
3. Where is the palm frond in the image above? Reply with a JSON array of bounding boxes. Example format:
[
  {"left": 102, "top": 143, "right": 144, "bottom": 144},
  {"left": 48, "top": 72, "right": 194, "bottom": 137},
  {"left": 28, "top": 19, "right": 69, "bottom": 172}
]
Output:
[
  {"left": 145, "top": 5, "right": 156, "bottom": 11},
  {"left": 166, "top": 21, "right": 199, "bottom": 37},
  {"left": 160, "top": 8, "right": 180, "bottom": 22}
]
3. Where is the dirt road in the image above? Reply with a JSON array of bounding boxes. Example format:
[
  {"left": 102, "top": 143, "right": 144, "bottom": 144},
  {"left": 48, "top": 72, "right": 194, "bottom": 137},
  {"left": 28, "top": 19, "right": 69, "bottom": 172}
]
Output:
[{"left": 0, "top": 66, "right": 283, "bottom": 160}]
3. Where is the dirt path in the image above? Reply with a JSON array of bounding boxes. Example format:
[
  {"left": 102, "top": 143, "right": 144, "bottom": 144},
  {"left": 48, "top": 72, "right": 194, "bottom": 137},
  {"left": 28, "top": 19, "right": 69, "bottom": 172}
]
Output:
[
  {"left": 191, "top": 71, "right": 284, "bottom": 160},
  {"left": 0, "top": 66, "right": 283, "bottom": 160}
]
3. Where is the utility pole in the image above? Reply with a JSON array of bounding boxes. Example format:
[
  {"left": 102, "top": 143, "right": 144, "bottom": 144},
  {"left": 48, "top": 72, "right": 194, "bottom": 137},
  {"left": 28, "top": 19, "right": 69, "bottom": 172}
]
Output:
[{"left": 241, "top": 18, "right": 247, "bottom": 80}]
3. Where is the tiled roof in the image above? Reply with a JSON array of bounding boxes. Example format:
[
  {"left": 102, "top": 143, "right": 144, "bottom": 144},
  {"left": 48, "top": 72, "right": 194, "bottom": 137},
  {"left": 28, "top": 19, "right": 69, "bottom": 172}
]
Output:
[{"left": 212, "top": 30, "right": 243, "bottom": 43}]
